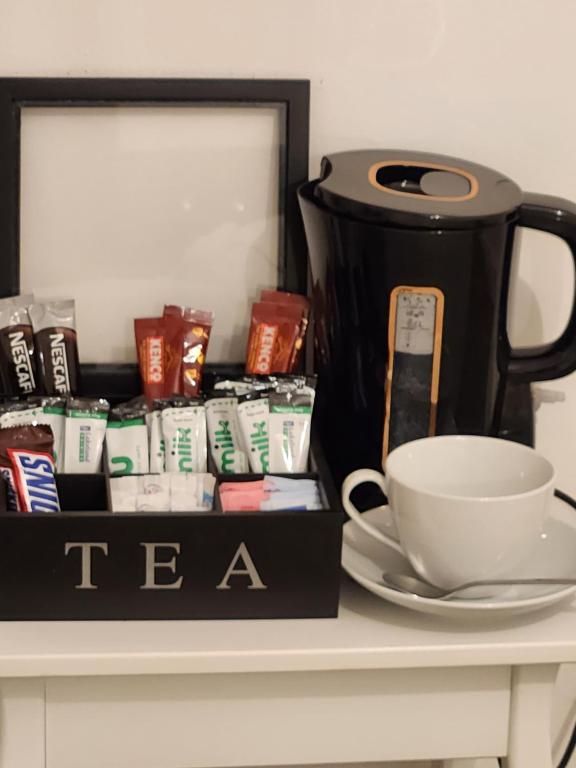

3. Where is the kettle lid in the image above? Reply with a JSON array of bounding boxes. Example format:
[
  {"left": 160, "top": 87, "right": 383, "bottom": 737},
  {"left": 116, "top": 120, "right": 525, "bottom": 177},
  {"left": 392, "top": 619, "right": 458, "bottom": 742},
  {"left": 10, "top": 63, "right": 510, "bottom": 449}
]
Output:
[{"left": 314, "top": 149, "right": 523, "bottom": 228}]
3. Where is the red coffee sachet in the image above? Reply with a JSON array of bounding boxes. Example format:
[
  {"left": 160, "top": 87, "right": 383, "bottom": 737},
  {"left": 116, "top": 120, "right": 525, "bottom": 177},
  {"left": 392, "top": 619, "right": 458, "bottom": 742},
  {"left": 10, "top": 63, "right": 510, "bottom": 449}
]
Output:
[
  {"left": 134, "top": 317, "right": 182, "bottom": 401},
  {"left": 260, "top": 290, "right": 310, "bottom": 372},
  {"left": 245, "top": 302, "right": 302, "bottom": 375}
]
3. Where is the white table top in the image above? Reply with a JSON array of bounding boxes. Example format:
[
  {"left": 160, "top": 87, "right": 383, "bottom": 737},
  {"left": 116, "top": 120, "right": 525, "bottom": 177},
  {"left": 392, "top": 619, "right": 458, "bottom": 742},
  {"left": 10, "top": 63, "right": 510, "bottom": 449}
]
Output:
[{"left": 1, "top": 577, "right": 576, "bottom": 677}]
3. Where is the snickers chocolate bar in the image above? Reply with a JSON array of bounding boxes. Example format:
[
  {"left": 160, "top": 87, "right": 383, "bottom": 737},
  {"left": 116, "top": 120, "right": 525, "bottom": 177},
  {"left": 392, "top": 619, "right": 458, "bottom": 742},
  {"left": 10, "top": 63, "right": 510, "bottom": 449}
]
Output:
[
  {"left": 0, "top": 424, "right": 55, "bottom": 512},
  {"left": 8, "top": 448, "right": 60, "bottom": 513}
]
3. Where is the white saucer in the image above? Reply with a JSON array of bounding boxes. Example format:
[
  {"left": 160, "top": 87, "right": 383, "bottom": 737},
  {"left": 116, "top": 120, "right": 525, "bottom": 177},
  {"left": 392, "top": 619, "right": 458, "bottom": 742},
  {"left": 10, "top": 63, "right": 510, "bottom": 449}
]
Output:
[{"left": 342, "top": 496, "right": 576, "bottom": 618}]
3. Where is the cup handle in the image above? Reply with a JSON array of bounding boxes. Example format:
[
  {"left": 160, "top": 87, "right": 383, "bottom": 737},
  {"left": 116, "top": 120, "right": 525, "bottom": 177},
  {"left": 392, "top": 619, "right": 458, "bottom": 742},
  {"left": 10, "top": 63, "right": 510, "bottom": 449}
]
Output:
[{"left": 341, "top": 469, "right": 404, "bottom": 555}]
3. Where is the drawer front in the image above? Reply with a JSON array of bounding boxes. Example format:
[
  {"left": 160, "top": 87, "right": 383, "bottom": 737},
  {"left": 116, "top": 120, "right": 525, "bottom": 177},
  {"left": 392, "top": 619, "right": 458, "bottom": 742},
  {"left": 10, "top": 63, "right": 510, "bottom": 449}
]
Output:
[
  {"left": 0, "top": 679, "right": 45, "bottom": 768},
  {"left": 46, "top": 667, "right": 510, "bottom": 768}
]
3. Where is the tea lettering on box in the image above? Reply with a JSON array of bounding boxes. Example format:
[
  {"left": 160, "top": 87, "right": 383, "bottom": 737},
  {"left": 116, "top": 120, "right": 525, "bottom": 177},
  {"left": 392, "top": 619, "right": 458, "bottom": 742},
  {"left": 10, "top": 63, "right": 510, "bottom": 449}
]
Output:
[{"left": 63, "top": 540, "right": 268, "bottom": 592}]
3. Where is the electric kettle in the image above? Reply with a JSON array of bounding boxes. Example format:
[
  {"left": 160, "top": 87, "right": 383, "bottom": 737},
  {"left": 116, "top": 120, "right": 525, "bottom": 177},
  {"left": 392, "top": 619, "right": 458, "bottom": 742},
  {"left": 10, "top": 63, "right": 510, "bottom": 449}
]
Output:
[{"left": 298, "top": 149, "right": 576, "bottom": 483}]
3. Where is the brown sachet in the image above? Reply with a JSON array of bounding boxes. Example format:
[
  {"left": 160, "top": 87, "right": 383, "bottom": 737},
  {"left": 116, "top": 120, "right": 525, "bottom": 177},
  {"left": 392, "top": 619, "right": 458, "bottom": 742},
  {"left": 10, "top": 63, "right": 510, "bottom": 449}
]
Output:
[
  {"left": 134, "top": 316, "right": 182, "bottom": 401},
  {"left": 245, "top": 302, "right": 302, "bottom": 375},
  {"left": 28, "top": 299, "right": 80, "bottom": 395},
  {"left": 0, "top": 295, "right": 39, "bottom": 397},
  {"left": 164, "top": 306, "right": 214, "bottom": 397},
  {"left": 260, "top": 290, "right": 310, "bottom": 372}
]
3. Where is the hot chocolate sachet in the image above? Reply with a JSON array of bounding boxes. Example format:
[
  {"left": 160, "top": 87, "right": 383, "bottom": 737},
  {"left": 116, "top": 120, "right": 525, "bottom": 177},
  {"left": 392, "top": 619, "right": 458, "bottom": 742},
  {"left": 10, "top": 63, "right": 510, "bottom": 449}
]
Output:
[
  {"left": 28, "top": 299, "right": 80, "bottom": 396},
  {"left": 163, "top": 305, "right": 214, "bottom": 397}
]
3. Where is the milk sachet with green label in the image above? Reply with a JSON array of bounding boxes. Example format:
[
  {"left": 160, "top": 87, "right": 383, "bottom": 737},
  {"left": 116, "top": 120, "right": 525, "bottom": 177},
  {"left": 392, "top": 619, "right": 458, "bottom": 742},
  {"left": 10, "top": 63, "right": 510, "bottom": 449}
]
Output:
[
  {"left": 268, "top": 388, "right": 315, "bottom": 473},
  {"left": 162, "top": 401, "right": 207, "bottom": 473},
  {"left": 64, "top": 397, "right": 109, "bottom": 473},
  {"left": 106, "top": 397, "right": 150, "bottom": 476},
  {"left": 205, "top": 391, "right": 248, "bottom": 473},
  {"left": 236, "top": 392, "right": 270, "bottom": 473}
]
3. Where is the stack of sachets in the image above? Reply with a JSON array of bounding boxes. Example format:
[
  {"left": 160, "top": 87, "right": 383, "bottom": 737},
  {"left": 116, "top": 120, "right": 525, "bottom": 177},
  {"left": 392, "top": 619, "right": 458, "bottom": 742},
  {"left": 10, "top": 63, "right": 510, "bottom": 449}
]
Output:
[
  {"left": 206, "top": 374, "right": 316, "bottom": 474},
  {"left": 110, "top": 472, "right": 215, "bottom": 513},
  {"left": 0, "top": 295, "right": 81, "bottom": 398},
  {"left": 219, "top": 475, "right": 322, "bottom": 512},
  {"left": 103, "top": 396, "right": 207, "bottom": 476},
  {"left": 0, "top": 396, "right": 109, "bottom": 474}
]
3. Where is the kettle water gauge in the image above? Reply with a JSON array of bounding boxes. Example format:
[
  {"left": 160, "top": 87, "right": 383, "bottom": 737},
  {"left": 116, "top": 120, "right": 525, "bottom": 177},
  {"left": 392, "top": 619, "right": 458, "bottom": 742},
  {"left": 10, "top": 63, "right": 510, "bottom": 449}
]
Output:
[{"left": 382, "top": 286, "right": 444, "bottom": 464}]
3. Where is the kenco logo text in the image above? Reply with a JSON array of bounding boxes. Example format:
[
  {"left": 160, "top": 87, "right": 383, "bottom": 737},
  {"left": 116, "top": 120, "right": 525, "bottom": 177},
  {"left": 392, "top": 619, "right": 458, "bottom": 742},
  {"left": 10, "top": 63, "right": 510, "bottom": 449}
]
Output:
[
  {"left": 146, "top": 336, "right": 164, "bottom": 384},
  {"left": 255, "top": 324, "right": 277, "bottom": 374}
]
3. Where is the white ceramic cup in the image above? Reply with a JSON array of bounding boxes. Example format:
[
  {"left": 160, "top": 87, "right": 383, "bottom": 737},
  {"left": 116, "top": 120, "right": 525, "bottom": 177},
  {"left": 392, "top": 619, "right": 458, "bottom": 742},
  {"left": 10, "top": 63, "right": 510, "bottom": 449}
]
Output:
[{"left": 341, "top": 435, "right": 556, "bottom": 589}]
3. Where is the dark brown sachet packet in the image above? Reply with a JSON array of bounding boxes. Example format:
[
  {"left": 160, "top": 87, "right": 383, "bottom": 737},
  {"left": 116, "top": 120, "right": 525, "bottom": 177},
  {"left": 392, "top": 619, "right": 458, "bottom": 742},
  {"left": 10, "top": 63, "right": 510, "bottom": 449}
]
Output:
[
  {"left": 28, "top": 300, "right": 80, "bottom": 396},
  {"left": 0, "top": 295, "right": 39, "bottom": 397},
  {"left": 163, "top": 305, "right": 214, "bottom": 397}
]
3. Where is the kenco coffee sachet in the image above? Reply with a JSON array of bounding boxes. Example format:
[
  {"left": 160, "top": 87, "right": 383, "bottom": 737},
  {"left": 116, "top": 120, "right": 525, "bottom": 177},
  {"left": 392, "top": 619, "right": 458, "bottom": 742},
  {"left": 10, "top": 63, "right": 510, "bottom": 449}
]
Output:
[
  {"left": 134, "top": 316, "right": 182, "bottom": 401},
  {"left": 245, "top": 290, "right": 310, "bottom": 375}
]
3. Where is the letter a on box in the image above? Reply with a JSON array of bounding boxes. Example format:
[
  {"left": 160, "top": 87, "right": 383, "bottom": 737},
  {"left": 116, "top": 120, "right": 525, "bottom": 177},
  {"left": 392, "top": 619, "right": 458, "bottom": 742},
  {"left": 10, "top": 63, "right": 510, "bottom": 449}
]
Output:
[{"left": 216, "top": 542, "right": 267, "bottom": 590}]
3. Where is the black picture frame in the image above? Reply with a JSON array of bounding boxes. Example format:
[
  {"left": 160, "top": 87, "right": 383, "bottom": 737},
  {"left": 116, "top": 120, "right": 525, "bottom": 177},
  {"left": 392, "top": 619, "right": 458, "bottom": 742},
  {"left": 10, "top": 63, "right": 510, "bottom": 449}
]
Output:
[{"left": 0, "top": 77, "right": 310, "bottom": 300}]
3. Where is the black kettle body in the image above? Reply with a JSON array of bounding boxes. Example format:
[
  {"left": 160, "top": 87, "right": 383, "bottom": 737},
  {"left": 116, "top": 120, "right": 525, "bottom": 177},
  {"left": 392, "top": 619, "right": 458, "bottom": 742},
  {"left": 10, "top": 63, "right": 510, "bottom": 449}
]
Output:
[{"left": 298, "top": 150, "right": 576, "bottom": 483}]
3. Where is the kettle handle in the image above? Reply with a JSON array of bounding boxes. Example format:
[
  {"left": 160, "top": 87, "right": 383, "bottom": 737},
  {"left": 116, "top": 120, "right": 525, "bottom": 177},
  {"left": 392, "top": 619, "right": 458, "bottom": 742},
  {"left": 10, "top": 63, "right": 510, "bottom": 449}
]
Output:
[{"left": 507, "top": 192, "right": 576, "bottom": 382}]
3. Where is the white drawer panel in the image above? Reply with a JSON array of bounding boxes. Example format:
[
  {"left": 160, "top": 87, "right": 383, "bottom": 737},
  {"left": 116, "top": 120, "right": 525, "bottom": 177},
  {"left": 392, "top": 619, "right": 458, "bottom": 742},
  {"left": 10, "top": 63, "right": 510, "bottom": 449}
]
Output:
[{"left": 46, "top": 667, "right": 510, "bottom": 768}]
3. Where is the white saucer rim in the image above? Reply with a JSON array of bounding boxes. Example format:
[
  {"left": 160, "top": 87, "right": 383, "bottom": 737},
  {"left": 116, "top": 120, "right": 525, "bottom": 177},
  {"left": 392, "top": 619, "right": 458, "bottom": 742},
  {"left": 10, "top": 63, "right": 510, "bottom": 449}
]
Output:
[
  {"left": 341, "top": 551, "right": 576, "bottom": 612},
  {"left": 342, "top": 498, "right": 576, "bottom": 612}
]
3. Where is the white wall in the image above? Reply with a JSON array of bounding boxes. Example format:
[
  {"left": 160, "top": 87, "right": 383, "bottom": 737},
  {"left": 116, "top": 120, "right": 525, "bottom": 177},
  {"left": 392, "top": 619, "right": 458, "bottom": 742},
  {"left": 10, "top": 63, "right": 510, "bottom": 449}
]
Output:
[{"left": 2, "top": 1, "right": 576, "bottom": 765}]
